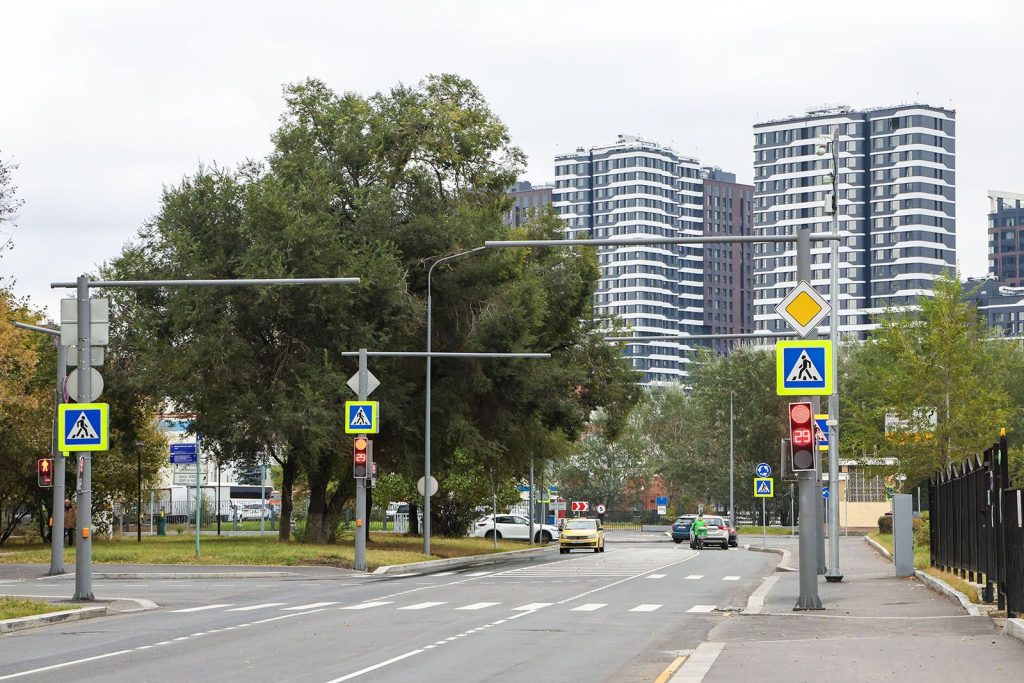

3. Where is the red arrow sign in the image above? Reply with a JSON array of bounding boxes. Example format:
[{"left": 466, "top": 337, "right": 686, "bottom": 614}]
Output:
[{"left": 571, "top": 501, "right": 589, "bottom": 512}]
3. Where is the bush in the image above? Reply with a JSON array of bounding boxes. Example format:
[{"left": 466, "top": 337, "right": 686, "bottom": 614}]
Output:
[
  {"left": 913, "top": 512, "right": 930, "bottom": 547},
  {"left": 877, "top": 515, "right": 893, "bottom": 534}
]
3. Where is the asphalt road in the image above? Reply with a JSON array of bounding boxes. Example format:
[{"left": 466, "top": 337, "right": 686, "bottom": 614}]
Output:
[{"left": 0, "top": 541, "right": 775, "bottom": 683}]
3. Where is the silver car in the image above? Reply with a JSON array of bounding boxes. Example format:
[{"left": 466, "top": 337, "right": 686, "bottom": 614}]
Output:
[{"left": 690, "top": 516, "right": 730, "bottom": 549}]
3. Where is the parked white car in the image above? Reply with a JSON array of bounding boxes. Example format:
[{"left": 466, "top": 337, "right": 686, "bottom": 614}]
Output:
[
  {"left": 238, "top": 503, "right": 270, "bottom": 521},
  {"left": 470, "top": 514, "right": 560, "bottom": 543}
]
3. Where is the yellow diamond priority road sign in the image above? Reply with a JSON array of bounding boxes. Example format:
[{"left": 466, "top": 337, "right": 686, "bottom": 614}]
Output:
[{"left": 775, "top": 280, "right": 831, "bottom": 338}]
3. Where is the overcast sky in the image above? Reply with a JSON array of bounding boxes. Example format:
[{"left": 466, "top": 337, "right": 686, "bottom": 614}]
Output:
[{"left": 2, "top": 0, "right": 1021, "bottom": 318}]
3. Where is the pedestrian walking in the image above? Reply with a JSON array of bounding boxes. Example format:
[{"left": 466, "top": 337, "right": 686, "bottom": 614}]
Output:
[{"left": 63, "top": 499, "right": 76, "bottom": 547}]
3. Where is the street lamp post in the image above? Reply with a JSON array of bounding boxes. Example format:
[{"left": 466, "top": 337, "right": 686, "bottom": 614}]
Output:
[
  {"left": 729, "top": 392, "right": 735, "bottom": 529},
  {"left": 424, "top": 246, "right": 485, "bottom": 555},
  {"left": 135, "top": 441, "right": 144, "bottom": 543}
]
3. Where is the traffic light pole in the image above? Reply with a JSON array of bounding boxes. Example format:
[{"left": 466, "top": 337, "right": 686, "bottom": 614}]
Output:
[
  {"left": 794, "top": 226, "right": 823, "bottom": 610},
  {"left": 825, "top": 127, "right": 844, "bottom": 583},
  {"left": 74, "top": 274, "right": 95, "bottom": 600},
  {"left": 354, "top": 348, "right": 368, "bottom": 572}
]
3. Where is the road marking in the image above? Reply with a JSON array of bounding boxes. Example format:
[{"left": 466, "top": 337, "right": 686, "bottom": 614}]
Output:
[
  {"left": 251, "top": 608, "right": 327, "bottom": 625},
  {"left": 227, "top": 602, "right": 286, "bottom": 612},
  {"left": 513, "top": 602, "right": 552, "bottom": 611},
  {"left": 685, "top": 574, "right": 704, "bottom": 580},
  {"left": 629, "top": 604, "right": 662, "bottom": 612},
  {"left": 570, "top": 603, "right": 607, "bottom": 611},
  {"left": 283, "top": 602, "right": 338, "bottom": 610},
  {"left": 646, "top": 574, "right": 666, "bottom": 579},
  {"left": 670, "top": 641, "right": 724, "bottom": 682},
  {"left": 455, "top": 602, "right": 500, "bottom": 610},
  {"left": 323, "top": 649, "right": 424, "bottom": 683},
  {"left": 687, "top": 605, "right": 717, "bottom": 613},
  {"left": 169, "top": 603, "right": 232, "bottom": 612},
  {"left": 654, "top": 655, "right": 688, "bottom": 683},
  {"left": 398, "top": 601, "right": 446, "bottom": 610},
  {"left": 745, "top": 575, "right": 779, "bottom": 614},
  {"left": 0, "top": 649, "right": 134, "bottom": 681},
  {"left": 432, "top": 571, "right": 455, "bottom": 577},
  {"left": 340, "top": 601, "right": 393, "bottom": 610},
  {"left": 464, "top": 571, "right": 490, "bottom": 576},
  {"left": 723, "top": 576, "right": 741, "bottom": 581}
]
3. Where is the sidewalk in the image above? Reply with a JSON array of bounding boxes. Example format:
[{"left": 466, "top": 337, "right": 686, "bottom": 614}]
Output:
[{"left": 678, "top": 536, "right": 1024, "bottom": 682}]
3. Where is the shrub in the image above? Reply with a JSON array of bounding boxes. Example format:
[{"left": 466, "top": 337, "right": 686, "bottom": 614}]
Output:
[
  {"left": 877, "top": 515, "right": 893, "bottom": 534},
  {"left": 913, "top": 512, "right": 930, "bottom": 547}
]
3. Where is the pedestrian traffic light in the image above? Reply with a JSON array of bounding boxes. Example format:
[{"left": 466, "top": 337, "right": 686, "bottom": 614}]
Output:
[
  {"left": 788, "top": 402, "right": 816, "bottom": 471},
  {"left": 353, "top": 437, "right": 370, "bottom": 479},
  {"left": 38, "top": 458, "right": 54, "bottom": 487}
]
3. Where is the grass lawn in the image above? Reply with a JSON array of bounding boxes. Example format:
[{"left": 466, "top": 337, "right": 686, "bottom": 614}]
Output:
[
  {"left": 0, "top": 597, "right": 68, "bottom": 620},
  {"left": 0, "top": 533, "right": 532, "bottom": 571},
  {"left": 867, "top": 531, "right": 980, "bottom": 603},
  {"left": 737, "top": 525, "right": 795, "bottom": 535}
]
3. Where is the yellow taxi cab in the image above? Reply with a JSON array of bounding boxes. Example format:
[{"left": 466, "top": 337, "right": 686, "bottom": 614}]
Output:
[{"left": 558, "top": 518, "right": 605, "bottom": 554}]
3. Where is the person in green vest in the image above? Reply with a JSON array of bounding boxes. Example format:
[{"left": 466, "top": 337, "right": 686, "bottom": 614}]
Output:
[{"left": 690, "top": 514, "right": 707, "bottom": 550}]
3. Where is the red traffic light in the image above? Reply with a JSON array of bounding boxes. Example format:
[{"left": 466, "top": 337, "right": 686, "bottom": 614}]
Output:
[
  {"left": 788, "top": 402, "right": 815, "bottom": 471},
  {"left": 353, "top": 438, "right": 370, "bottom": 478},
  {"left": 37, "top": 458, "right": 54, "bottom": 487}
]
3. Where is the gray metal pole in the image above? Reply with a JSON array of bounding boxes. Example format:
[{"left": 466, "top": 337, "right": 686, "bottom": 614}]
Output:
[
  {"left": 354, "top": 348, "right": 368, "bottom": 571},
  {"left": 794, "top": 228, "right": 822, "bottom": 610},
  {"left": 790, "top": 483, "right": 795, "bottom": 536},
  {"left": 73, "top": 275, "right": 94, "bottom": 600},
  {"left": 729, "top": 393, "right": 735, "bottom": 529},
  {"left": 816, "top": 449, "right": 827, "bottom": 574},
  {"left": 826, "top": 126, "right": 844, "bottom": 583},
  {"left": 260, "top": 457, "right": 265, "bottom": 536},
  {"left": 195, "top": 436, "right": 201, "bottom": 557},
  {"left": 762, "top": 497, "right": 766, "bottom": 549},
  {"left": 49, "top": 341, "right": 66, "bottom": 575},
  {"left": 529, "top": 459, "right": 535, "bottom": 545}
]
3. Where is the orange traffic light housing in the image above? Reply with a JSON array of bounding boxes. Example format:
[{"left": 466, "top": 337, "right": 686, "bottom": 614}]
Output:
[
  {"left": 353, "top": 437, "right": 370, "bottom": 479},
  {"left": 38, "top": 458, "right": 54, "bottom": 487},
  {"left": 788, "top": 402, "right": 815, "bottom": 471}
]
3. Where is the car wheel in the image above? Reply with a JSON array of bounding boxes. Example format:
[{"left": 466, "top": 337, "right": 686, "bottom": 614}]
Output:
[
  {"left": 673, "top": 538, "right": 683, "bottom": 544},
  {"left": 484, "top": 530, "right": 501, "bottom": 540},
  {"left": 537, "top": 531, "right": 552, "bottom": 543}
]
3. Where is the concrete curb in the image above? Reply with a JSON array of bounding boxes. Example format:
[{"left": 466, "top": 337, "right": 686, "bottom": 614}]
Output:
[
  {"left": 372, "top": 545, "right": 554, "bottom": 576},
  {"left": 745, "top": 544, "right": 797, "bottom": 572},
  {"left": 1005, "top": 618, "right": 1024, "bottom": 643},
  {"left": 0, "top": 594, "right": 158, "bottom": 635},
  {"left": 38, "top": 571, "right": 303, "bottom": 581},
  {"left": 862, "top": 536, "right": 982, "bottom": 617}
]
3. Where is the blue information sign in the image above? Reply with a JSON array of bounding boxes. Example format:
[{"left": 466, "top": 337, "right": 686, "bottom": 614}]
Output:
[{"left": 170, "top": 443, "right": 199, "bottom": 464}]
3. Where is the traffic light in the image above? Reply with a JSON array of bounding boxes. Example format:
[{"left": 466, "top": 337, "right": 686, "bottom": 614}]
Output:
[
  {"left": 788, "top": 402, "right": 816, "bottom": 471},
  {"left": 38, "top": 458, "right": 54, "bottom": 487},
  {"left": 353, "top": 437, "right": 370, "bottom": 479}
]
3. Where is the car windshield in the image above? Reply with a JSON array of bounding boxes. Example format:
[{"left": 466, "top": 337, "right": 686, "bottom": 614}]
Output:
[
  {"left": 707, "top": 517, "right": 724, "bottom": 527},
  {"left": 677, "top": 516, "right": 695, "bottom": 524},
  {"left": 564, "top": 520, "right": 597, "bottom": 530}
]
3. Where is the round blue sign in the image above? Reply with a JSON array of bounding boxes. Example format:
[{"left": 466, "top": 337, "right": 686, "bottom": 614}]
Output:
[
  {"left": 755, "top": 462, "right": 772, "bottom": 478},
  {"left": 822, "top": 487, "right": 830, "bottom": 500}
]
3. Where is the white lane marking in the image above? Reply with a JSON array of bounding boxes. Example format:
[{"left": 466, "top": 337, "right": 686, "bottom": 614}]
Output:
[
  {"left": 685, "top": 574, "right": 704, "bottom": 580},
  {"left": 398, "top": 601, "right": 446, "bottom": 610},
  {"left": 671, "top": 641, "right": 725, "bottom": 682},
  {"left": 455, "top": 602, "right": 501, "bottom": 610},
  {"left": 0, "top": 649, "right": 134, "bottom": 681},
  {"left": 464, "top": 571, "right": 490, "bottom": 576},
  {"left": 322, "top": 649, "right": 424, "bottom": 683},
  {"left": 169, "top": 603, "right": 232, "bottom": 613},
  {"left": 227, "top": 602, "right": 286, "bottom": 612},
  {"left": 646, "top": 574, "right": 666, "bottom": 579},
  {"left": 687, "top": 605, "right": 717, "bottom": 613},
  {"left": 745, "top": 575, "right": 779, "bottom": 615},
  {"left": 251, "top": 608, "right": 326, "bottom": 625},
  {"left": 432, "top": 571, "right": 455, "bottom": 577},
  {"left": 570, "top": 603, "right": 607, "bottom": 612},
  {"left": 629, "top": 604, "right": 662, "bottom": 612},
  {"left": 513, "top": 602, "right": 552, "bottom": 611},
  {"left": 282, "top": 602, "right": 338, "bottom": 610},
  {"left": 340, "top": 601, "right": 393, "bottom": 610},
  {"left": 723, "top": 576, "right": 741, "bottom": 581}
]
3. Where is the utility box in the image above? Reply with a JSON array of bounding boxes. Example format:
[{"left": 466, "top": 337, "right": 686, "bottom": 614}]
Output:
[{"left": 892, "top": 494, "right": 914, "bottom": 577}]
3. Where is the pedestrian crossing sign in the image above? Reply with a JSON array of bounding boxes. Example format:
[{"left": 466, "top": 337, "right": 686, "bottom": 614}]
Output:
[
  {"left": 776, "top": 340, "right": 833, "bottom": 396},
  {"left": 754, "top": 477, "right": 774, "bottom": 498},
  {"left": 345, "top": 400, "right": 379, "bottom": 434},
  {"left": 58, "top": 403, "right": 109, "bottom": 452},
  {"left": 815, "top": 414, "right": 829, "bottom": 451}
]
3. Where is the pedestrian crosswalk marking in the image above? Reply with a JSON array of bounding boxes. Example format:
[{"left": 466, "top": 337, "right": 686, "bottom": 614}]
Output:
[
  {"left": 456, "top": 602, "right": 501, "bottom": 610},
  {"left": 433, "top": 572, "right": 456, "bottom": 577},
  {"left": 227, "top": 603, "right": 285, "bottom": 612},
  {"left": 646, "top": 574, "right": 666, "bottom": 579},
  {"left": 685, "top": 574, "right": 704, "bottom": 580},
  {"left": 340, "top": 601, "right": 393, "bottom": 610},
  {"left": 169, "top": 604, "right": 233, "bottom": 613},
  {"left": 282, "top": 602, "right": 337, "bottom": 610},
  {"left": 629, "top": 604, "right": 662, "bottom": 612},
  {"left": 571, "top": 603, "right": 607, "bottom": 611},
  {"left": 687, "top": 605, "right": 717, "bottom": 613},
  {"left": 513, "top": 602, "right": 552, "bottom": 611},
  {"left": 464, "top": 571, "right": 491, "bottom": 576},
  {"left": 723, "top": 576, "right": 741, "bottom": 581},
  {"left": 398, "top": 601, "right": 446, "bottom": 610}
]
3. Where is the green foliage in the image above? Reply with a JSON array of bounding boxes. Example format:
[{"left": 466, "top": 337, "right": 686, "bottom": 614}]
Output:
[
  {"left": 878, "top": 515, "right": 893, "bottom": 534},
  {"left": 914, "top": 511, "right": 930, "bottom": 547},
  {"left": 431, "top": 449, "right": 518, "bottom": 537}
]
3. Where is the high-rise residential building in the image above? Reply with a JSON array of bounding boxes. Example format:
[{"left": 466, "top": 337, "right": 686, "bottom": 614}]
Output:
[
  {"left": 504, "top": 180, "right": 553, "bottom": 227},
  {"left": 701, "top": 167, "right": 754, "bottom": 353},
  {"left": 553, "top": 135, "right": 704, "bottom": 384},
  {"left": 988, "top": 191, "right": 1024, "bottom": 286},
  {"left": 753, "top": 104, "right": 957, "bottom": 336},
  {"left": 963, "top": 276, "right": 1024, "bottom": 336}
]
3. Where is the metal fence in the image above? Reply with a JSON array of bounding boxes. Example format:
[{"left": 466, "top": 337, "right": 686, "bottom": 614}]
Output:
[{"left": 930, "top": 433, "right": 1022, "bottom": 616}]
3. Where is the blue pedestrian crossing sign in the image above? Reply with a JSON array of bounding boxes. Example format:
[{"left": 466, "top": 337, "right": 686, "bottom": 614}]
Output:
[
  {"left": 754, "top": 477, "right": 774, "bottom": 498},
  {"left": 755, "top": 462, "right": 772, "bottom": 478},
  {"left": 344, "top": 401, "right": 379, "bottom": 434},
  {"left": 815, "top": 414, "right": 829, "bottom": 451},
  {"left": 58, "top": 403, "right": 109, "bottom": 452},
  {"left": 776, "top": 340, "right": 833, "bottom": 396}
]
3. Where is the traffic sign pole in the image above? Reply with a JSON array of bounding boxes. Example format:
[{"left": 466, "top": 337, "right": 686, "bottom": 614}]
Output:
[
  {"left": 74, "top": 275, "right": 94, "bottom": 601},
  {"left": 354, "top": 348, "right": 368, "bottom": 572},
  {"left": 50, "top": 342, "right": 66, "bottom": 576},
  {"left": 825, "top": 127, "right": 844, "bottom": 584}
]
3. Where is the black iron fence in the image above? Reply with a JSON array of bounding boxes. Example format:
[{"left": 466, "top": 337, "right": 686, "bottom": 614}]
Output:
[{"left": 930, "top": 433, "right": 1023, "bottom": 616}]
